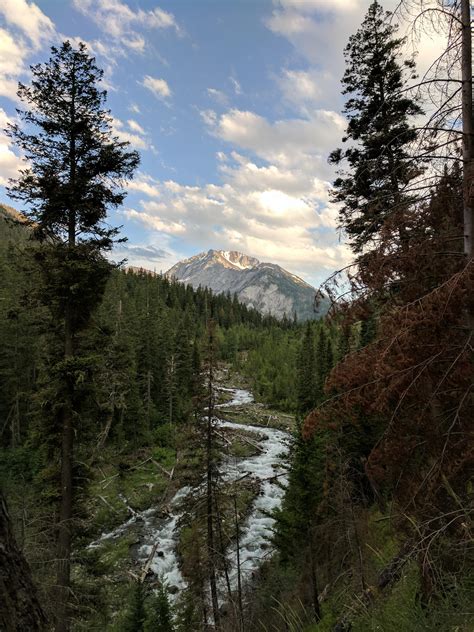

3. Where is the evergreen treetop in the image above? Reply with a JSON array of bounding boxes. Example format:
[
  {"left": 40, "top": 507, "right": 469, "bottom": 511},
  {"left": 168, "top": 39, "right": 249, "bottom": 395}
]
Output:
[
  {"left": 329, "top": 1, "right": 422, "bottom": 253},
  {"left": 7, "top": 41, "right": 139, "bottom": 247}
]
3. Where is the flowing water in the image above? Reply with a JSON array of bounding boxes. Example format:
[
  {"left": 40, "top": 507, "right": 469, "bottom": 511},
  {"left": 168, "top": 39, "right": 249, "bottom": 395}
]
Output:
[{"left": 89, "top": 387, "right": 291, "bottom": 599}]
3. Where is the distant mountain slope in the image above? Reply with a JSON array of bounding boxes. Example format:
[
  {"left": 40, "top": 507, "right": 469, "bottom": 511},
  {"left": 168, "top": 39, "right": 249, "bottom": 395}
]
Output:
[
  {"left": 166, "top": 249, "right": 328, "bottom": 321},
  {"left": 0, "top": 203, "right": 28, "bottom": 224},
  {"left": 0, "top": 204, "right": 31, "bottom": 250}
]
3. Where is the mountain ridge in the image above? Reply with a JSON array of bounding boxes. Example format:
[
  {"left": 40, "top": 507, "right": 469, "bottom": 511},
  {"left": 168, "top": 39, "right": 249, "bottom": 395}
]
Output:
[{"left": 166, "top": 249, "right": 327, "bottom": 321}]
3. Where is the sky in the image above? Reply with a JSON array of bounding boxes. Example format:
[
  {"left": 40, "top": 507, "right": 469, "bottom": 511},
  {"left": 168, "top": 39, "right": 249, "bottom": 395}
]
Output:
[{"left": 0, "top": 0, "right": 444, "bottom": 286}]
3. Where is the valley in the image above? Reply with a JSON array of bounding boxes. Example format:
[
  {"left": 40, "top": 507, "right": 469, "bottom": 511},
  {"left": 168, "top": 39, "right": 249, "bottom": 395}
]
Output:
[
  {"left": 1, "top": 3, "right": 473, "bottom": 630},
  {"left": 73, "top": 370, "right": 293, "bottom": 628}
]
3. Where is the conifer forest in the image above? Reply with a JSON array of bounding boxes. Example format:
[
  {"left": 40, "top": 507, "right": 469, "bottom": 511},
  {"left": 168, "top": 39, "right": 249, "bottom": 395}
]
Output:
[{"left": 0, "top": 2, "right": 473, "bottom": 631}]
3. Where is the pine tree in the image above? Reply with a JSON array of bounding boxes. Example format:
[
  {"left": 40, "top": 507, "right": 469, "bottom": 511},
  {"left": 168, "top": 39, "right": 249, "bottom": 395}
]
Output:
[
  {"left": 296, "top": 323, "right": 316, "bottom": 416},
  {"left": 144, "top": 585, "right": 175, "bottom": 632},
  {"left": 204, "top": 320, "right": 220, "bottom": 629},
  {"left": 6, "top": 41, "right": 139, "bottom": 632},
  {"left": 120, "top": 582, "right": 146, "bottom": 632},
  {"left": 315, "top": 327, "right": 328, "bottom": 402},
  {"left": 329, "top": 1, "right": 422, "bottom": 255}
]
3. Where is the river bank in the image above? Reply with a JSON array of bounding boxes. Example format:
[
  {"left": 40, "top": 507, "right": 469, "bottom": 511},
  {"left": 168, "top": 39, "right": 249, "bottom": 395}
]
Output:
[{"left": 74, "top": 370, "right": 293, "bottom": 629}]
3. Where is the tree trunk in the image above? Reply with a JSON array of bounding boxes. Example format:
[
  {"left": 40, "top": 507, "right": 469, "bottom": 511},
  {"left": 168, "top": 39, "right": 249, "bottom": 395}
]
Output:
[
  {"left": 55, "top": 312, "right": 74, "bottom": 632},
  {"left": 206, "top": 323, "right": 220, "bottom": 629},
  {"left": 461, "top": 0, "right": 474, "bottom": 261},
  {"left": 308, "top": 527, "right": 321, "bottom": 622},
  {"left": 55, "top": 66, "right": 77, "bottom": 632},
  {"left": 215, "top": 493, "right": 236, "bottom": 624},
  {"left": 0, "top": 492, "right": 48, "bottom": 631}
]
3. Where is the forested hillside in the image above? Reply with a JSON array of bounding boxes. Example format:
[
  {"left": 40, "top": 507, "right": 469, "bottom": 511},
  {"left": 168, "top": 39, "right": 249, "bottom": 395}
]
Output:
[
  {"left": 1, "top": 2, "right": 473, "bottom": 632},
  {"left": 241, "top": 2, "right": 474, "bottom": 631},
  {"left": 0, "top": 201, "right": 289, "bottom": 450},
  {"left": 0, "top": 199, "right": 301, "bottom": 627}
]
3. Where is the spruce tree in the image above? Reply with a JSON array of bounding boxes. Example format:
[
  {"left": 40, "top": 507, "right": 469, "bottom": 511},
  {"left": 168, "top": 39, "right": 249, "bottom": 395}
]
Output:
[
  {"left": 120, "top": 582, "right": 146, "bottom": 632},
  {"left": 296, "top": 323, "right": 316, "bottom": 416},
  {"left": 329, "top": 1, "right": 422, "bottom": 254},
  {"left": 6, "top": 41, "right": 139, "bottom": 631},
  {"left": 144, "top": 585, "right": 175, "bottom": 632}
]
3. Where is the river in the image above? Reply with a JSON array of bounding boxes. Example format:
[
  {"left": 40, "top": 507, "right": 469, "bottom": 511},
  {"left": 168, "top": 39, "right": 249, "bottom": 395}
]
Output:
[{"left": 90, "top": 387, "right": 291, "bottom": 600}]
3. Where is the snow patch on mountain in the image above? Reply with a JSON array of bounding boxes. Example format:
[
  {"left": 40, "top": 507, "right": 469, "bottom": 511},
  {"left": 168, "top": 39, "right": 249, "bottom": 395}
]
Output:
[{"left": 166, "top": 249, "right": 328, "bottom": 321}]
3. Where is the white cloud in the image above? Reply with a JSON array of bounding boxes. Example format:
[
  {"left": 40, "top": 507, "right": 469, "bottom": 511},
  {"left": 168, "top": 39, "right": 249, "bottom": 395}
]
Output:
[
  {"left": 267, "top": 0, "right": 449, "bottom": 101},
  {"left": 127, "top": 173, "right": 161, "bottom": 197},
  {"left": 230, "top": 77, "right": 242, "bottom": 95},
  {"left": 121, "top": 152, "right": 350, "bottom": 284},
  {"left": 0, "top": 0, "right": 56, "bottom": 104},
  {"left": 0, "top": 0, "right": 55, "bottom": 50},
  {"left": 0, "top": 3, "right": 59, "bottom": 108},
  {"left": 127, "top": 119, "right": 146, "bottom": 135},
  {"left": 147, "top": 7, "right": 179, "bottom": 30},
  {"left": 112, "top": 117, "right": 148, "bottom": 149},
  {"left": 122, "top": 73, "right": 352, "bottom": 282},
  {"left": 265, "top": 0, "right": 363, "bottom": 77},
  {"left": 0, "top": 28, "right": 26, "bottom": 78},
  {"left": 275, "top": 0, "right": 361, "bottom": 13},
  {"left": 206, "top": 108, "right": 345, "bottom": 171},
  {"left": 0, "top": 28, "right": 26, "bottom": 101},
  {"left": 207, "top": 88, "right": 228, "bottom": 106},
  {"left": 277, "top": 69, "right": 326, "bottom": 112},
  {"left": 0, "top": 108, "right": 23, "bottom": 186},
  {"left": 267, "top": 10, "right": 317, "bottom": 37},
  {"left": 127, "top": 207, "right": 187, "bottom": 235},
  {"left": 122, "top": 34, "right": 146, "bottom": 53},
  {"left": 73, "top": 0, "right": 180, "bottom": 52},
  {"left": 200, "top": 109, "right": 217, "bottom": 126},
  {"left": 142, "top": 75, "right": 171, "bottom": 100}
]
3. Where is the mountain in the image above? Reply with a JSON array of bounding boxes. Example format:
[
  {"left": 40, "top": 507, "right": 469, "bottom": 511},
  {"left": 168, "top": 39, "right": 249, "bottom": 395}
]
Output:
[
  {"left": 0, "top": 203, "right": 29, "bottom": 227},
  {"left": 166, "top": 249, "right": 328, "bottom": 321}
]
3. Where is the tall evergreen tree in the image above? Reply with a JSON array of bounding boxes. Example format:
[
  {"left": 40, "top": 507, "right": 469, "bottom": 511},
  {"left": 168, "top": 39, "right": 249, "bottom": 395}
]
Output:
[
  {"left": 120, "top": 582, "right": 146, "bottom": 632},
  {"left": 329, "top": 1, "right": 422, "bottom": 255},
  {"left": 6, "top": 41, "right": 139, "bottom": 631},
  {"left": 296, "top": 323, "right": 316, "bottom": 416},
  {"left": 144, "top": 585, "right": 175, "bottom": 632}
]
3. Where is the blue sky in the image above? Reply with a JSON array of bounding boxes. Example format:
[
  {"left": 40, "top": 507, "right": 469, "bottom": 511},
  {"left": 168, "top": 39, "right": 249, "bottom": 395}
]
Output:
[{"left": 0, "top": 0, "right": 441, "bottom": 285}]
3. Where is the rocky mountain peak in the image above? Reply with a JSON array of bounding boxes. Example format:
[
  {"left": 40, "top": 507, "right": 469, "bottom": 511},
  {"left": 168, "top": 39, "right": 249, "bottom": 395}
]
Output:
[
  {"left": 166, "top": 249, "right": 328, "bottom": 321},
  {"left": 209, "top": 249, "right": 260, "bottom": 270}
]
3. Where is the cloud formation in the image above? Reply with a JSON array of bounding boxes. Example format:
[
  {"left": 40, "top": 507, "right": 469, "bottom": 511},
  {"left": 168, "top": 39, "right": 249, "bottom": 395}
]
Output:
[
  {"left": 111, "top": 117, "right": 149, "bottom": 149},
  {"left": 0, "top": 0, "right": 56, "bottom": 102},
  {"left": 208, "top": 108, "right": 345, "bottom": 174},
  {"left": 117, "top": 243, "right": 169, "bottom": 261},
  {"left": 0, "top": 0, "right": 446, "bottom": 288},
  {"left": 125, "top": 86, "right": 349, "bottom": 283},
  {"left": 123, "top": 149, "right": 350, "bottom": 283},
  {"left": 0, "top": 0, "right": 55, "bottom": 50},
  {"left": 207, "top": 88, "right": 229, "bottom": 106},
  {"left": 229, "top": 77, "right": 242, "bottom": 95},
  {"left": 142, "top": 75, "right": 171, "bottom": 100},
  {"left": 73, "top": 0, "right": 180, "bottom": 52},
  {"left": 0, "top": 108, "right": 23, "bottom": 186}
]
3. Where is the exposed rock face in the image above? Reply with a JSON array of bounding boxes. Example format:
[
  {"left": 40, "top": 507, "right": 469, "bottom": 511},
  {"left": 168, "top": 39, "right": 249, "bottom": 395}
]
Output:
[{"left": 166, "top": 249, "right": 328, "bottom": 321}]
